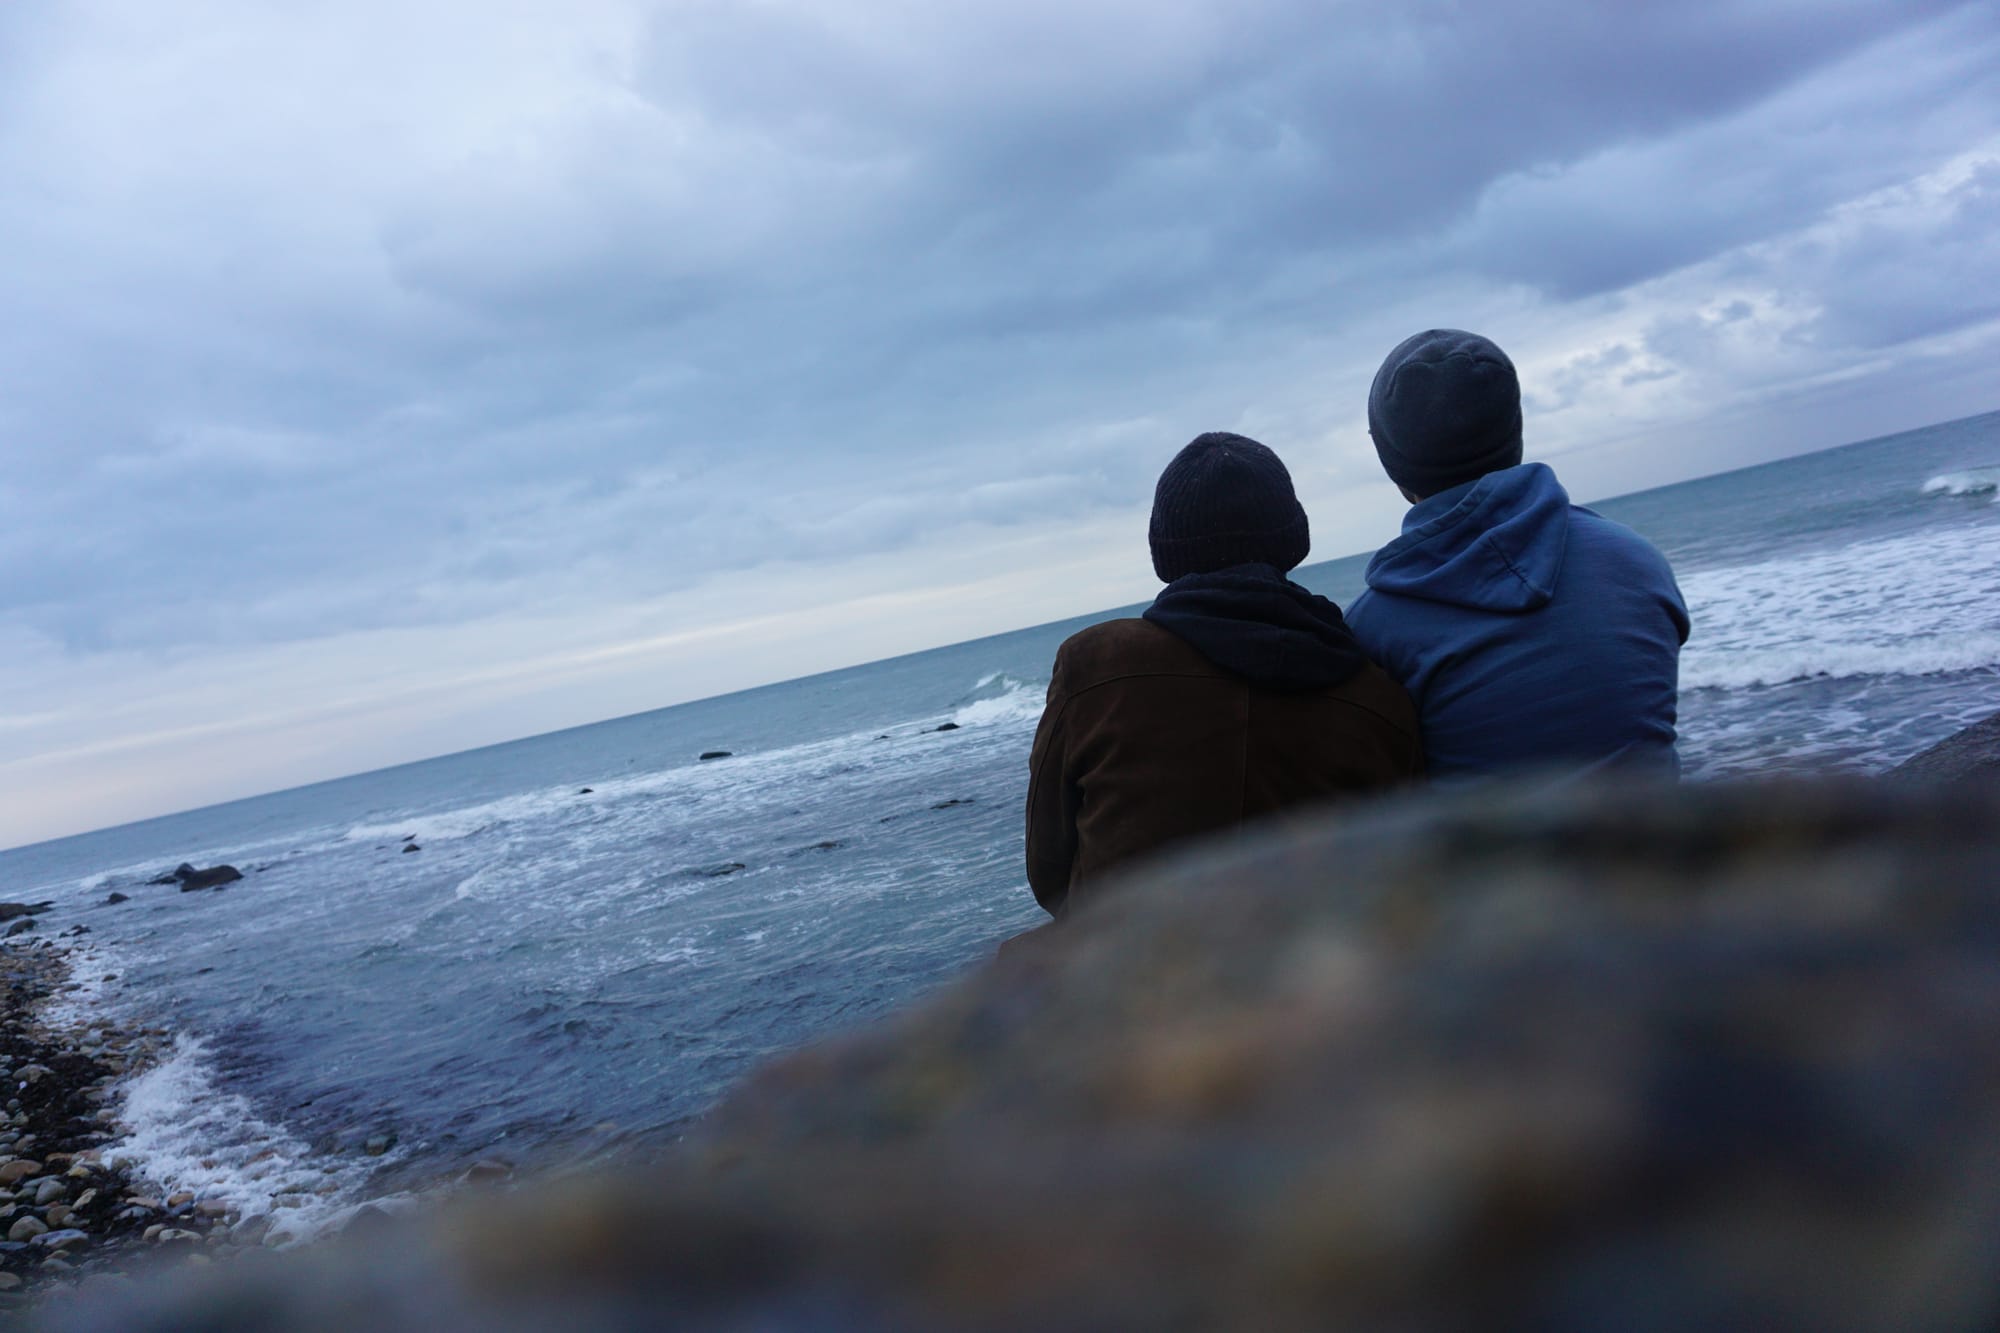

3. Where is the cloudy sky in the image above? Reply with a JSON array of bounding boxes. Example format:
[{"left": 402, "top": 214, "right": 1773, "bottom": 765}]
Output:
[{"left": 3, "top": 0, "right": 1997, "bottom": 846}]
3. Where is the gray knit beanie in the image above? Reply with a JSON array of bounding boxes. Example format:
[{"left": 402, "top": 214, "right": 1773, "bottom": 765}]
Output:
[
  {"left": 1148, "top": 432, "right": 1310, "bottom": 583},
  {"left": 1367, "top": 329, "right": 1523, "bottom": 496}
]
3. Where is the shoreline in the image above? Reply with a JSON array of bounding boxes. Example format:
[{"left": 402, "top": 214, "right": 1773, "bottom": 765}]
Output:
[{"left": 0, "top": 939, "right": 267, "bottom": 1312}]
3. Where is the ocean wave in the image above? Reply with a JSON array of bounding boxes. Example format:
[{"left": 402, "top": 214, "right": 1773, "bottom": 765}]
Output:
[
  {"left": 947, "top": 673, "right": 1047, "bottom": 728},
  {"left": 1682, "top": 519, "right": 2000, "bottom": 690},
  {"left": 1922, "top": 466, "right": 2000, "bottom": 497},
  {"left": 1683, "top": 634, "right": 2000, "bottom": 691},
  {"left": 110, "top": 1034, "right": 380, "bottom": 1245}
]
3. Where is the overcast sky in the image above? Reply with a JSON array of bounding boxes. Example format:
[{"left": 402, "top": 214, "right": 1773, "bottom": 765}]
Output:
[{"left": 3, "top": 0, "right": 1998, "bottom": 847}]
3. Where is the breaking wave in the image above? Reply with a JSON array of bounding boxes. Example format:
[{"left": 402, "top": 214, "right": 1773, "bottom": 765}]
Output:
[
  {"left": 1922, "top": 466, "right": 2000, "bottom": 498},
  {"left": 111, "top": 1034, "right": 387, "bottom": 1245},
  {"left": 1681, "top": 518, "right": 2000, "bottom": 690}
]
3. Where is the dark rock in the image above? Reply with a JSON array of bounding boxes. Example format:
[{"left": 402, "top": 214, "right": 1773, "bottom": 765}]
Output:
[
  {"left": 699, "top": 751, "right": 733, "bottom": 762},
  {"left": 401, "top": 845, "right": 421, "bottom": 854},
  {"left": 1890, "top": 709, "right": 2000, "bottom": 783},
  {"left": 35, "top": 776, "right": 2000, "bottom": 1332},
  {"left": 3, "top": 920, "right": 32, "bottom": 939},
  {"left": 578, "top": 788, "right": 594, "bottom": 795},
  {"left": 147, "top": 864, "right": 197, "bottom": 885},
  {"left": 929, "top": 799, "right": 974, "bottom": 811},
  {"left": 0, "top": 903, "right": 52, "bottom": 922},
  {"left": 363, "top": 1134, "right": 396, "bottom": 1157},
  {"left": 931, "top": 722, "right": 960, "bottom": 733},
  {"left": 691, "top": 863, "right": 747, "bottom": 879},
  {"left": 103, "top": 894, "right": 129, "bottom": 906},
  {"left": 175, "top": 865, "right": 243, "bottom": 892}
]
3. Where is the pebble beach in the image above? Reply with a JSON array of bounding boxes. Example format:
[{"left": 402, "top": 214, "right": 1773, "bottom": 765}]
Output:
[{"left": 0, "top": 935, "right": 379, "bottom": 1315}]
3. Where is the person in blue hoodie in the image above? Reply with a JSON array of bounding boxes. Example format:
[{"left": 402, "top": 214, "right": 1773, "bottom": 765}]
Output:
[{"left": 1344, "top": 330, "right": 1691, "bottom": 778}]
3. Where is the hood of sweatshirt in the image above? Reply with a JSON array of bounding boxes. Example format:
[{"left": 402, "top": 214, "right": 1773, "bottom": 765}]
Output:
[
  {"left": 1142, "top": 563, "right": 1367, "bottom": 692},
  {"left": 1363, "top": 462, "right": 1571, "bottom": 613}
]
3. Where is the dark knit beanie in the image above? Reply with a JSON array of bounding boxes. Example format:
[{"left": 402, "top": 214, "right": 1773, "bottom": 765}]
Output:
[
  {"left": 1149, "top": 432, "right": 1310, "bottom": 582},
  {"left": 1367, "top": 329, "right": 1523, "bottom": 496}
]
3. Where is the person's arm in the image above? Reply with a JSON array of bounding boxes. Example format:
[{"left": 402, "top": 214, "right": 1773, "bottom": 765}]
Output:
[{"left": 1024, "top": 648, "right": 1079, "bottom": 918}]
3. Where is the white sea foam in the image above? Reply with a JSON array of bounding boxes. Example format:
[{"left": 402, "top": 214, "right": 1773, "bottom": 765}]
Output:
[
  {"left": 1922, "top": 466, "right": 2000, "bottom": 497},
  {"left": 1681, "top": 519, "right": 2000, "bottom": 691},
  {"left": 948, "top": 675, "right": 1046, "bottom": 728},
  {"left": 110, "top": 1034, "right": 375, "bottom": 1243}
]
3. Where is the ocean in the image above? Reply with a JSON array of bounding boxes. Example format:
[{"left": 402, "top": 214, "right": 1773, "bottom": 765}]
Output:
[{"left": 3, "top": 410, "right": 1998, "bottom": 1237}]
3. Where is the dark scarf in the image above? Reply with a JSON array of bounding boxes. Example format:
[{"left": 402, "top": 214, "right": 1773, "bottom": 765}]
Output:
[{"left": 1142, "top": 563, "right": 1367, "bottom": 692}]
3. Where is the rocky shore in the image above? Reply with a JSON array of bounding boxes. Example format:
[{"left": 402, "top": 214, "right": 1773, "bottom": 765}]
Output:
[
  {"left": 28, "top": 748, "right": 2000, "bottom": 1331},
  {"left": 0, "top": 940, "right": 281, "bottom": 1317}
]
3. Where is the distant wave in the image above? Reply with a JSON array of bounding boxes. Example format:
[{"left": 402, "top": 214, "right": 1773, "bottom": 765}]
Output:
[
  {"left": 1923, "top": 466, "right": 2000, "bottom": 498},
  {"left": 948, "top": 673, "right": 1046, "bottom": 728}
]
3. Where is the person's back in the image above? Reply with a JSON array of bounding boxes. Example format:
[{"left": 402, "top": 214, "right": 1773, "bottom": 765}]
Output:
[
  {"left": 1026, "top": 433, "right": 1421, "bottom": 918},
  {"left": 1344, "top": 330, "right": 1689, "bottom": 779}
]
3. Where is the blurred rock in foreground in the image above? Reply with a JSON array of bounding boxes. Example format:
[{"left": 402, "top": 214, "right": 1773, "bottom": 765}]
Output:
[
  {"left": 36, "top": 775, "right": 2000, "bottom": 1332},
  {"left": 1891, "top": 707, "right": 2000, "bottom": 782}
]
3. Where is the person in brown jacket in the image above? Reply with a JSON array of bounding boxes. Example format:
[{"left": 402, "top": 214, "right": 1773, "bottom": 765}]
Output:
[{"left": 1025, "top": 432, "right": 1422, "bottom": 919}]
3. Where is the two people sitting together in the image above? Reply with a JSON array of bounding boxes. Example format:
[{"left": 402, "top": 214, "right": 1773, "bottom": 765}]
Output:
[{"left": 1026, "top": 330, "right": 1691, "bottom": 919}]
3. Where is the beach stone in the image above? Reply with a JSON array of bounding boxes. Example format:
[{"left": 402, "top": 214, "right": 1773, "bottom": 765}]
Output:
[
  {"left": 7, "top": 1216, "right": 46, "bottom": 1242},
  {"left": 31, "top": 775, "right": 2000, "bottom": 1332},
  {"left": 230, "top": 1214, "right": 273, "bottom": 1247},
  {"left": 3, "top": 920, "right": 32, "bottom": 938},
  {"left": 176, "top": 864, "right": 243, "bottom": 892},
  {"left": 34, "top": 1177, "right": 66, "bottom": 1205},
  {"left": 33, "top": 1228, "right": 88, "bottom": 1252},
  {"left": 72, "top": 1189, "right": 96, "bottom": 1211},
  {"left": 0, "top": 1272, "right": 19, "bottom": 1291},
  {"left": 197, "top": 1199, "right": 232, "bottom": 1217},
  {"left": 1890, "top": 708, "right": 2000, "bottom": 782},
  {"left": 45, "top": 1204, "right": 71, "bottom": 1227},
  {"left": 0, "top": 1161, "right": 40, "bottom": 1187},
  {"left": 167, "top": 1192, "right": 195, "bottom": 1208}
]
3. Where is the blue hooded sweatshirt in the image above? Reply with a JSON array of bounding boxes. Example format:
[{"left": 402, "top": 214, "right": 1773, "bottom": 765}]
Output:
[{"left": 1345, "top": 462, "right": 1690, "bottom": 779}]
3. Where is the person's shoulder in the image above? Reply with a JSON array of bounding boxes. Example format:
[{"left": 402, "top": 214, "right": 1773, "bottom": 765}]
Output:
[
  {"left": 1569, "top": 506, "right": 1677, "bottom": 577},
  {"left": 1056, "top": 617, "right": 1211, "bottom": 686},
  {"left": 1330, "top": 658, "right": 1422, "bottom": 734}
]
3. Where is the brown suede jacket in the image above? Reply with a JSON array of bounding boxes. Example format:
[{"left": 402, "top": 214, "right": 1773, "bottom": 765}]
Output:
[{"left": 1025, "top": 618, "right": 1422, "bottom": 917}]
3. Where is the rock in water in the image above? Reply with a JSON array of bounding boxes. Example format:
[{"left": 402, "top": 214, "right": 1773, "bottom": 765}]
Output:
[
  {"left": 0, "top": 901, "right": 53, "bottom": 921},
  {"left": 37, "top": 776, "right": 2000, "bottom": 1332},
  {"left": 931, "top": 722, "right": 960, "bottom": 733},
  {"left": 698, "top": 751, "right": 733, "bottom": 761},
  {"left": 1890, "top": 708, "right": 2000, "bottom": 783},
  {"left": 171, "top": 865, "right": 243, "bottom": 892}
]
